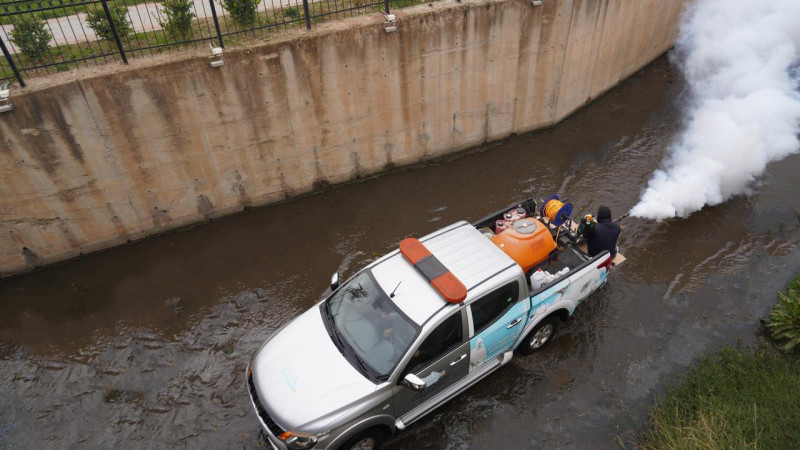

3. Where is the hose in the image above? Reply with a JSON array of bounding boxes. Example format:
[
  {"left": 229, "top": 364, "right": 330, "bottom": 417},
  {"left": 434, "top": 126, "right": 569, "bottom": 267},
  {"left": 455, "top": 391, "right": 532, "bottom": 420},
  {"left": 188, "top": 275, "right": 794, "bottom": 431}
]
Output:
[{"left": 541, "top": 197, "right": 573, "bottom": 226}]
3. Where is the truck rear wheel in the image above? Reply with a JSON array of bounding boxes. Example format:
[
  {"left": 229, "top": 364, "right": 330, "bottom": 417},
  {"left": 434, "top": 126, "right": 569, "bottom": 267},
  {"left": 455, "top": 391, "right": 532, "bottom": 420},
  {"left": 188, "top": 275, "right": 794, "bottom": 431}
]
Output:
[
  {"left": 517, "top": 315, "right": 560, "bottom": 355},
  {"left": 338, "top": 427, "right": 387, "bottom": 450}
]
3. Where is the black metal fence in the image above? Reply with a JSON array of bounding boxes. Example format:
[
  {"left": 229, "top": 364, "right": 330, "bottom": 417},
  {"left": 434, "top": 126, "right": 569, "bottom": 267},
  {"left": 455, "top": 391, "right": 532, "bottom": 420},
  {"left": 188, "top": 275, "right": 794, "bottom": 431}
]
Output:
[{"left": 1, "top": 0, "right": 410, "bottom": 85}]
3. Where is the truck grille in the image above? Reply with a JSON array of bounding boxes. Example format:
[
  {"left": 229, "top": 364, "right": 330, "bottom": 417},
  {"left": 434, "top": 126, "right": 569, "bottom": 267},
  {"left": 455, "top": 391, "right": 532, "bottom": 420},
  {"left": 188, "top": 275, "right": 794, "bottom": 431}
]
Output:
[{"left": 247, "top": 373, "right": 287, "bottom": 437}]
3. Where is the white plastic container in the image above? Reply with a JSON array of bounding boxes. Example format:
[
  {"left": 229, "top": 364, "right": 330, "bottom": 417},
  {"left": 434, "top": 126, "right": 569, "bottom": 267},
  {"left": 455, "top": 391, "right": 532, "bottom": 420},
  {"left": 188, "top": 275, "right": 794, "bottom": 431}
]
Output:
[
  {"left": 530, "top": 269, "right": 547, "bottom": 290},
  {"left": 531, "top": 267, "right": 571, "bottom": 290}
]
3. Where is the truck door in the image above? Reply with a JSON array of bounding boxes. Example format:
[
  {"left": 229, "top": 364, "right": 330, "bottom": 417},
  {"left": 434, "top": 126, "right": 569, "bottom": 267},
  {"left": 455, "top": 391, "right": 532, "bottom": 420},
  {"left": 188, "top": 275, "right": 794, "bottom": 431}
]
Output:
[
  {"left": 394, "top": 310, "right": 470, "bottom": 420},
  {"left": 467, "top": 280, "right": 528, "bottom": 371}
]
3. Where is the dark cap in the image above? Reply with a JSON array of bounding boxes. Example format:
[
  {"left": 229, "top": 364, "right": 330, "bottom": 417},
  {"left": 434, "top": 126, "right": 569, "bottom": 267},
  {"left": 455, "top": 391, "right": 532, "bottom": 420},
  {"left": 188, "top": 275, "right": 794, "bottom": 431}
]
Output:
[{"left": 597, "top": 206, "right": 612, "bottom": 220}]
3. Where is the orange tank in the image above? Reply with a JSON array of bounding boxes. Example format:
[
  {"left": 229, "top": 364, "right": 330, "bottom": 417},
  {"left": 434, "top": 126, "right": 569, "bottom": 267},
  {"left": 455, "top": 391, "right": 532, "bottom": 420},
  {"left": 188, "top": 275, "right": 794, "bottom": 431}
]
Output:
[{"left": 491, "top": 218, "right": 556, "bottom": 272}]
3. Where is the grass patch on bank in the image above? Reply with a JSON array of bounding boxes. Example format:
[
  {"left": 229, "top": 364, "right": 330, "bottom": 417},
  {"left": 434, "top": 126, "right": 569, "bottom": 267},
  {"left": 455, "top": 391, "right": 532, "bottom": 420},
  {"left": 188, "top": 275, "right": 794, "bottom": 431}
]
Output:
[
  {"left": 642, "top": 274, "right": 800, "bottom": 450},
  {"left": 641, "top": 347, "right": 800, "bottom": 450}
]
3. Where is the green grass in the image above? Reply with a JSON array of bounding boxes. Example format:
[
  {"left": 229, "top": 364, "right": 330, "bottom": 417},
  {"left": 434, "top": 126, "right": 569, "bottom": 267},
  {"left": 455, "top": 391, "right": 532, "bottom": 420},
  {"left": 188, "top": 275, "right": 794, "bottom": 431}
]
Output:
[
  {"left": 641, "top": 347, "right": 800, "bottom": 450},
  {"left": 641, "top": 273, "right": 800, "bottom": 450}
]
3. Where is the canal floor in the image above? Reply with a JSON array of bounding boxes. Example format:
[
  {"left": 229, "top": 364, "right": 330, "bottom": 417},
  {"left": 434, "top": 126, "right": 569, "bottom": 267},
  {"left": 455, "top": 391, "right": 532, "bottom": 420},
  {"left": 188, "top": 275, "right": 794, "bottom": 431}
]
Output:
[{"left": 1, "top": 56, "right": 799, "bottom": 449}]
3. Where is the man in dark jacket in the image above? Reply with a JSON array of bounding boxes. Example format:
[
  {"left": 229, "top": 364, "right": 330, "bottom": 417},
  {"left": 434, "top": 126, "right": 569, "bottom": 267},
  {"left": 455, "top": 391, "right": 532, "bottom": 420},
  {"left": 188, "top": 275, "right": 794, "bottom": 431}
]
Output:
[{"left": 584, "top": 206, "right": 620, "bottom": 258}]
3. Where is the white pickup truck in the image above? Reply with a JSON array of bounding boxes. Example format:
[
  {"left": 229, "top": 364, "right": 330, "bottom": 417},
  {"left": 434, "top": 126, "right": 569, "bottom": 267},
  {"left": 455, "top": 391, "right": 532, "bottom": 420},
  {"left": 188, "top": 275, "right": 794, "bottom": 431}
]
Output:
[{"left": 247, "top": 197, "right": 622, "bottom": 450}]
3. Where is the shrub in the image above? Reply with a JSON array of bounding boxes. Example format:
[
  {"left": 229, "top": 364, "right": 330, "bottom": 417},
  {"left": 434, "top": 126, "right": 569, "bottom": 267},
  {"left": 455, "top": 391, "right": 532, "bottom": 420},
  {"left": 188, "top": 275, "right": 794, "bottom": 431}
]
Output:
[
  {"left": 159, "top": 0, "right": 196, "bottom": 40},
  {"left": 284, "top": 6, "right": 299, "bottom": 19},
  {"left": 86, "top": 4, "right": 133, "bottom": 42},
  {"left": 768, "top": 273, "right": 800, "bottom": 352},
  {"left": 10, "top": 15, "right": 52, "bottom": 63},
  {"left": 221, "top": 0, "right": 260, "bottom": 26}
]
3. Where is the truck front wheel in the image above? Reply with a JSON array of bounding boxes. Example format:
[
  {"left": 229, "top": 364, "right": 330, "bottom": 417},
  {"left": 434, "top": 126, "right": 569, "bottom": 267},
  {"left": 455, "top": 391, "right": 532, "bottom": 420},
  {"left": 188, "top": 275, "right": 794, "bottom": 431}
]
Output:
[
  {"left": 338, "top": 427, "right": 388, "bottom": 450},
  {"left": 517, "top": 315, "right": 560, "bottom": 355}
]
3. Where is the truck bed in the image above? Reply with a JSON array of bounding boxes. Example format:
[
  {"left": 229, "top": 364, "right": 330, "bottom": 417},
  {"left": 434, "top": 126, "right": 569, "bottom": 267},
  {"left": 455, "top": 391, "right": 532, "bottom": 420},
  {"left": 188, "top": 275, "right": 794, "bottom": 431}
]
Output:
[
  {"left": 531, "top": 245, "right": 587, "bottom": 275},
  {"left": 472, "top": 197, "right": 625, "bottom": 293}
]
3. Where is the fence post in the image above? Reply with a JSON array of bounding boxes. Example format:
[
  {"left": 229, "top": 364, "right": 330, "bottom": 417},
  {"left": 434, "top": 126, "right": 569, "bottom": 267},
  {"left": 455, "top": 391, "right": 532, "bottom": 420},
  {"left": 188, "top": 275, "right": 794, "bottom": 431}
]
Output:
[
  {"left": 100, "top": 0, "right": 128, "bottom": 64},
  {"left": 208, "top": 0, "right": 224, "bottom": 48},
  {"left": 302, "top": 0, "right": 311, "bottom": 30},
  {"left": 0, "top": 37, "right": 25, "bottom": 88},
  {"left": 384, "top": 0, "right": 389, "bottom": 15}
]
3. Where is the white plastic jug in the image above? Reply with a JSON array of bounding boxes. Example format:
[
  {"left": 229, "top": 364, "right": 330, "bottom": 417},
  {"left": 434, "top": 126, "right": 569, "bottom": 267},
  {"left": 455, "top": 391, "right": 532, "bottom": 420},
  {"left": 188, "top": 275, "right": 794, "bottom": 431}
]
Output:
[
  {"left": 554, "top": 267, "right": 570, "bottom": 278},
  {"left": 530, "top": 269, "right": 547, "bottom": 290}
]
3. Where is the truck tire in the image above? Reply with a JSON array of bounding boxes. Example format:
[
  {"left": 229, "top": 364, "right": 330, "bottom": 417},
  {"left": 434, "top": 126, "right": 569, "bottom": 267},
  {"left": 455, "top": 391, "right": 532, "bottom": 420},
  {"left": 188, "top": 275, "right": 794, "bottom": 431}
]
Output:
[
  {"left": 517, "top": 315, "right": 560, "bottom": 355},
  {"left": 338, "top": 427, "right": 388, "bottom": 450}
]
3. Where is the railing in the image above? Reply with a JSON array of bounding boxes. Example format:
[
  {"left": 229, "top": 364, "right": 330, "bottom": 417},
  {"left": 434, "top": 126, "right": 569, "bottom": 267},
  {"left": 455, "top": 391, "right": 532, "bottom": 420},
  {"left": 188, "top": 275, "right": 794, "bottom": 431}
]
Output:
[{"left": 1, "top": 0, "right": 415, "bottom": 85}]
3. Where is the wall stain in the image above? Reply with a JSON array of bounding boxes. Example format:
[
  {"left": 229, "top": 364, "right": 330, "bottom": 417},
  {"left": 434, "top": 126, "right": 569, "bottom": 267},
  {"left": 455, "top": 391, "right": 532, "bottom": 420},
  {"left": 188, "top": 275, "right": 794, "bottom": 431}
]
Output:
[
  {"left": 312, "top": 178, "right": 331, "bottom": 191},
  {"left": 21, "top": 247, "right": 40, "bottom": 267},
  {"left": 279, "top": 172, "right": 292, "bottom": 199},
  {"left": 232, "top": 170, "right": 251, "bottom": 205},
  {"left": 58, "top": 222, "right": 81, "bottom": 248},
  {"left": 50, "top": 101, "right": 85, "bottom": 164},
  {"left": 349, "top": 151, "right": 364, "bottom": 178},
  {"left": 419, "top": 122, "right": 430, "bottom": 157},
  {"left": 197, "top": 194, "right": 214, "bottom": 219},
  {"left": 105, "top": 202, "right": 128, "bottom": 237},
  {"left": 384, "top": 141, "right": 395, "bottom": 168},
  {"left": 151, "top": 207, "right": 172, "bottom": 227},
  {"left": 56, "top": 180, "right": 101, "bottom": 203},
  {"left": 11, "top": 95, "right": 60, "bottom": 174},
  {"left": 237, "top": 184, "right": 251, "bottom": 205},
  {"left": 312, "top": 147, "right": 325, "bottom": 182}
]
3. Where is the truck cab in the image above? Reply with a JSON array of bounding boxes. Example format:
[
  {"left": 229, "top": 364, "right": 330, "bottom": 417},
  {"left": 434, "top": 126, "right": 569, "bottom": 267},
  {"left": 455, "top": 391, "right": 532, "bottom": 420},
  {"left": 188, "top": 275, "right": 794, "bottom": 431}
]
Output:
[{"left": 247, "top": 202, "right": 616, "bottom": 450}]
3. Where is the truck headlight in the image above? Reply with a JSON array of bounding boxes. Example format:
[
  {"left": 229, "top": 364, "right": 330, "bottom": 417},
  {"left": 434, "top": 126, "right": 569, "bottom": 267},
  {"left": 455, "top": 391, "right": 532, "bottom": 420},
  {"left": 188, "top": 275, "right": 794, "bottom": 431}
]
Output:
[{"left": 279, "top": 431, "right": 320, "bottom": 449}]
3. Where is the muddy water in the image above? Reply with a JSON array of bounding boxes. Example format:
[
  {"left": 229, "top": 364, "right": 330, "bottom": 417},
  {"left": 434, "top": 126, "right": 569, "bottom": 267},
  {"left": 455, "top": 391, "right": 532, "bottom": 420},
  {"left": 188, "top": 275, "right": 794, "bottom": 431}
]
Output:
[{"left": 1, "top": 56, "right": 799, "bottom": 449}]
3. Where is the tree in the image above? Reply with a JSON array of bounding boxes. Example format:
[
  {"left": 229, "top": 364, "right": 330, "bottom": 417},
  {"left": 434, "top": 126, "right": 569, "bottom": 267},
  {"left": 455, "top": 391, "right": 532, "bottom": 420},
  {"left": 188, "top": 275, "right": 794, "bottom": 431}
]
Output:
[
  {"left": 159, "top": 0, "right": 196, "bottom": 40},
  {"left": 86, "top": 4, "right": 133, "bottom": 42},
  {"left": 221, "top": 0, "right": 260, "bottom": 27},
  {"left": 10, "top": 15, "right": 52, "bottom": 63}
]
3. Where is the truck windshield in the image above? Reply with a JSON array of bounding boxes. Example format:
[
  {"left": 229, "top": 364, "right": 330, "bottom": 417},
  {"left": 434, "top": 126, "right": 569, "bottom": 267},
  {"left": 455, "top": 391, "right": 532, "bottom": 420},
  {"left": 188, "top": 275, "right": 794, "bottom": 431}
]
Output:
[{"left": 326, "top": 270, "right": 418, "bottom": 378}]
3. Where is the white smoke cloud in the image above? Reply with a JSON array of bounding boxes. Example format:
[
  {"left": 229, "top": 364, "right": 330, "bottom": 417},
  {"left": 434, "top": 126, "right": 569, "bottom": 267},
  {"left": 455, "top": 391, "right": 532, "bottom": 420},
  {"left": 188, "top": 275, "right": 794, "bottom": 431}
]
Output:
[{"left": 630, "top": 0, "right": 800, "bottom": 220}]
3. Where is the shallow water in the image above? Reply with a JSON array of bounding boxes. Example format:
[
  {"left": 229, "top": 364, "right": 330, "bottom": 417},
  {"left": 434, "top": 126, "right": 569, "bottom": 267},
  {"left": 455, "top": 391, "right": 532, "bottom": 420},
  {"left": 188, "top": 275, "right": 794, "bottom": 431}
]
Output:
[{"left": 1, "top": 56, "right": 798, "bottom": 449}]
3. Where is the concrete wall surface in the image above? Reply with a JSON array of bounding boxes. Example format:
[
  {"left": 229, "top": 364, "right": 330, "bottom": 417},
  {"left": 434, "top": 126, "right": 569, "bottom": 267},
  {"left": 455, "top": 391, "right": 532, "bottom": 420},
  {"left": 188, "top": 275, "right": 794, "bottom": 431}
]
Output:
[{"left": 0, "top": 0, "right": 688, "bottom": 277}]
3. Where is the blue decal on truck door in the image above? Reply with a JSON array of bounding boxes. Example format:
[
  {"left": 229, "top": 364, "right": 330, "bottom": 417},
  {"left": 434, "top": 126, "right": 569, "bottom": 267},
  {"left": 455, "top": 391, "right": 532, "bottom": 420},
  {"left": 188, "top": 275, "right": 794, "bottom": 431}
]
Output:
[{"left": 469, "top": 301, "right": 528, "bottom": 371}]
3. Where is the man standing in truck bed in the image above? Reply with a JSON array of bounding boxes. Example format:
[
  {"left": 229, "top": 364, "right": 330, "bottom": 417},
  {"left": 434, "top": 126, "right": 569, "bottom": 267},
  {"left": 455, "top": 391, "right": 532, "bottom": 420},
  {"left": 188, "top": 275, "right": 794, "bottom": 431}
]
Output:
[{"left": 584, "top": 206, "right": 621, "bottom": 259}]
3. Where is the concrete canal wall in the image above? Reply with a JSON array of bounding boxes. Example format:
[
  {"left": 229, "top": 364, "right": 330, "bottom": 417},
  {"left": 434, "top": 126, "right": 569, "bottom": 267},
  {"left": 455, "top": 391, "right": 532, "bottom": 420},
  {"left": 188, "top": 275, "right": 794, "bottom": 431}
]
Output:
[{"left": 0, "top": 0, "right": 687, "bottom": 277}]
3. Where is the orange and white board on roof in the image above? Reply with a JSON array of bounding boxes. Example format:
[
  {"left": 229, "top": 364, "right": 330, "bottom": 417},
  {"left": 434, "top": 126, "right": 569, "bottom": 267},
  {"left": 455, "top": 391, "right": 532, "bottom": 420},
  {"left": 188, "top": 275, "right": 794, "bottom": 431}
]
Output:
[{"left": 398, "top": 237, "right": 468, "bottom": 303}]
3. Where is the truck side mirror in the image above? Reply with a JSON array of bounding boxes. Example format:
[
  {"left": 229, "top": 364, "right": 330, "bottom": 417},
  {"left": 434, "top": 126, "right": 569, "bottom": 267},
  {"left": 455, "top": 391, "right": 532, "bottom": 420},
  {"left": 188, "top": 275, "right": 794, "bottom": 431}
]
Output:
[
  {"left": 330, "top": 272, "right": 340, "bottom": 291},
  {"left": 402, "top": 373, "right": 427, "bottom": 391}
]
